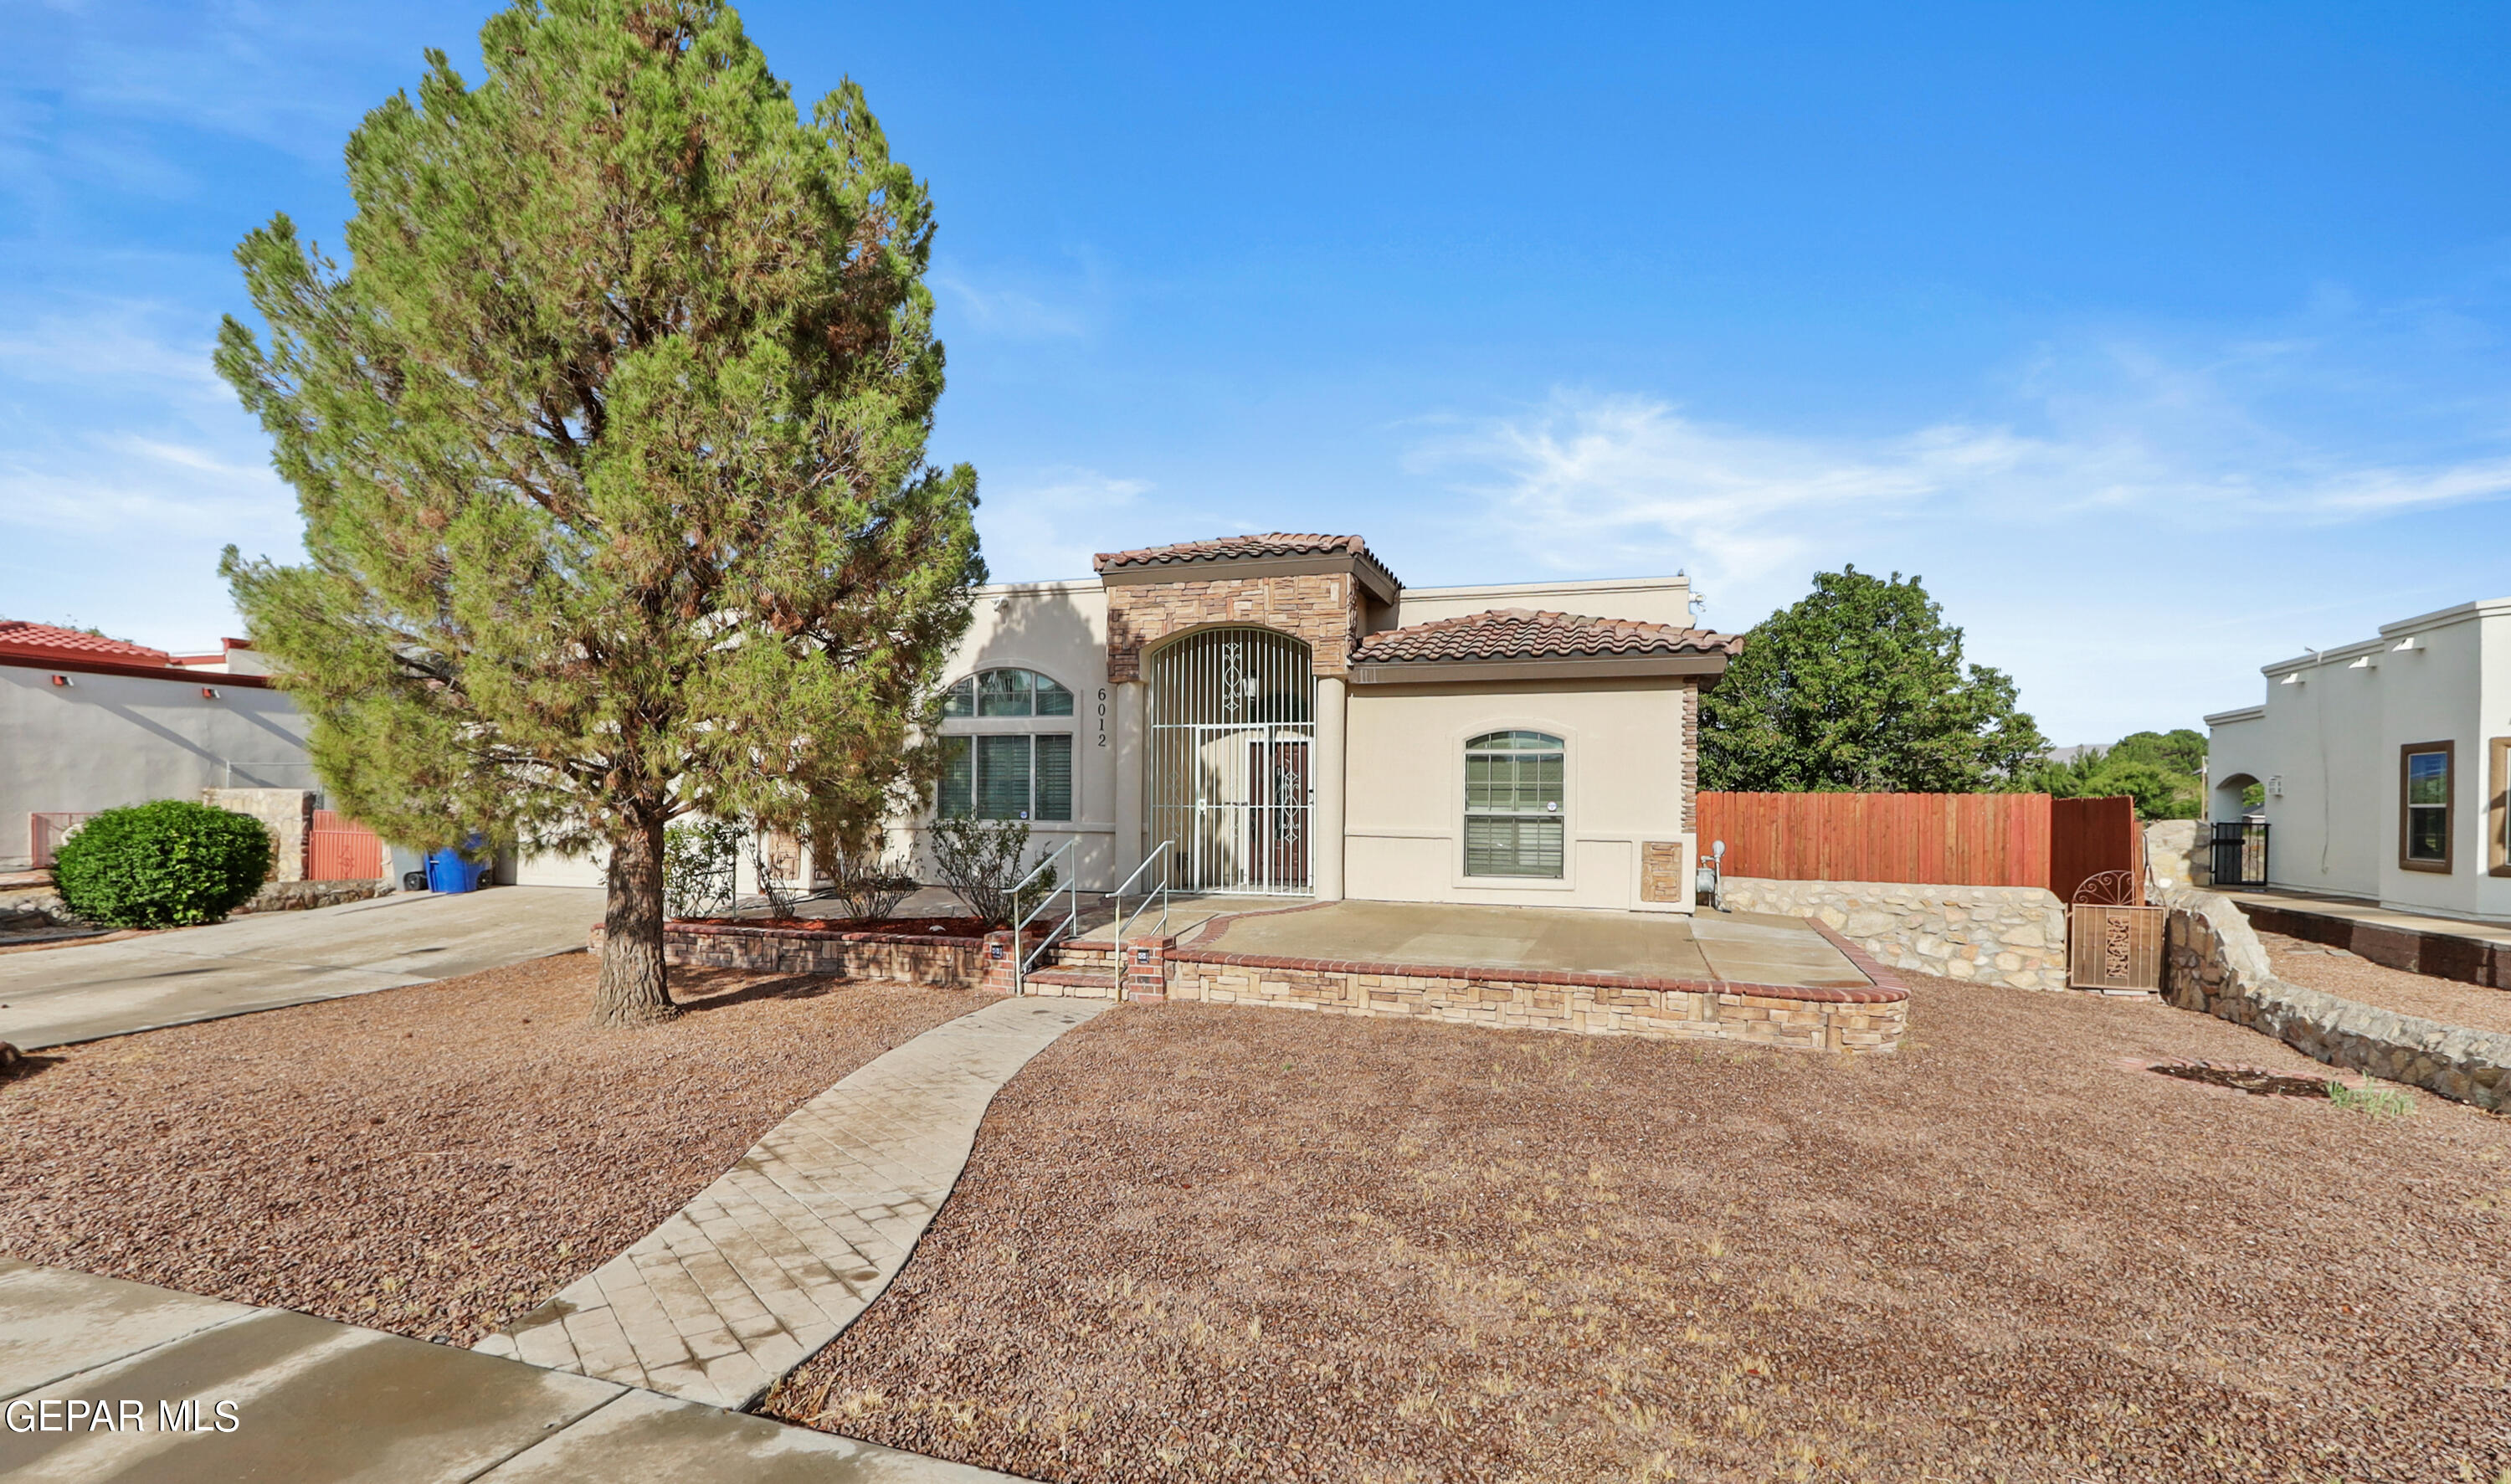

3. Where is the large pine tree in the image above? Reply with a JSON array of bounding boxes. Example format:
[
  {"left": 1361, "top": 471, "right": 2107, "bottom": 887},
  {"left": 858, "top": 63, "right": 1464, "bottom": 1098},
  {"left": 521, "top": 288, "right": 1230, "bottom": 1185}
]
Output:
[{"left": 218, "top": 0, "right": 982, "bottom": 1024}]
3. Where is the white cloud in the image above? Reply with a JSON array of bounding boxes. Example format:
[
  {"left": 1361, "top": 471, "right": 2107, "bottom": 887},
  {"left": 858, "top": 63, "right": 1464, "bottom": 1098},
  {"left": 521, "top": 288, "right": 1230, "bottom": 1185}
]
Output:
[
  {"left": 934, "top": 272, "right": 1093, "bottom": 341},
  {"left": 1413, "top": 357, "right": 2511, "bottom": 603},
  {"left": 975, "top": 468, "right": 1149, "bottom": 582}
]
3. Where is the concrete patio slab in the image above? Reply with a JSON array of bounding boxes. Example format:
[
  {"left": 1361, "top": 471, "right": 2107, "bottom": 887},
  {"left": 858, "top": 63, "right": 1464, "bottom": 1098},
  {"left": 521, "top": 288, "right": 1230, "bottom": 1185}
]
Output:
[
  {"left": 0, "top": 886, "right": 603, "bottom": 1050},
  {"left": 480, "top": 995, "right": 1110, "bottom": 1410},
  {"left": 1188, "top": 899, "right": 1871, "bottom": 989},
  {"left": 0, "top": 1264, "right": 1021, "bottom": 1482}
]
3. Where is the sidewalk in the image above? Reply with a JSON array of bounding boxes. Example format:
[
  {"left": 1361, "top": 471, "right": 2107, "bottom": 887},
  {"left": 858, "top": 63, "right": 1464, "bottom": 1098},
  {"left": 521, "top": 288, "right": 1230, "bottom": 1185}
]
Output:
[
  {"left": 479, "top": 996, "right": 1110, "bottom": 1410},
  {"left": 2223, "top": 888, "right": 2511, "bottom": 988},
  {"left": 0, "top": 1260, "right": 1021, "bottom": 1482}
]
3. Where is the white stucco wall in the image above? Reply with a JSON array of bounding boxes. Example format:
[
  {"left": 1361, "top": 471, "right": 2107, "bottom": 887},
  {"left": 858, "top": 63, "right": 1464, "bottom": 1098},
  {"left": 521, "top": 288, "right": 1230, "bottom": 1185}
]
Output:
[
  {"left": 0, "top": 662, "right": 314, "bottom": 870},
  {"left": 2205, "top": 598, "right": 2511, "bottom": 921},
  {"left": 1343, "top": 676, "right": 1692, "bottom": 911}
]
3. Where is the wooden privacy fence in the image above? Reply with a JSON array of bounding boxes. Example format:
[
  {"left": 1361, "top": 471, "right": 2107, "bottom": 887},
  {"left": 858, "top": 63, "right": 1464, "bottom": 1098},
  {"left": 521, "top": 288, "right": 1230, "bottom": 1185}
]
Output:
[
  {"left": 1697, "top": 792, "right": 2052, "bottom": 888},
  {"left": 1697, "top": 791, "right": 2143, "bottom": 897},
  {"left": 306, "top": 809, "right": 385, "bottom": 881}
]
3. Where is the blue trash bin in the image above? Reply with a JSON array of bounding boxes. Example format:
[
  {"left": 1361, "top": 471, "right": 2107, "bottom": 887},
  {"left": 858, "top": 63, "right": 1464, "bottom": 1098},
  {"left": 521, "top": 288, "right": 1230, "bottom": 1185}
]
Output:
[{"left": 424, "top": 840, "right": 489, "bottom": 894}]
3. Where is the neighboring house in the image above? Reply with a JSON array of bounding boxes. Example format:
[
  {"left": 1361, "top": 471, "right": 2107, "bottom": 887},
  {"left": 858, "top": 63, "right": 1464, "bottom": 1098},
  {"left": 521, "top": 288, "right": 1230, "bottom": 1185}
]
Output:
[
  {"left": 0, "top": 621, "right": 312, "bottom": 872},
  {"left": 891, "top": 533, "right": 1738, "bottom": 911},
  {"left": 2205, "top": 596, "right": 2511, "bottom": 921}
]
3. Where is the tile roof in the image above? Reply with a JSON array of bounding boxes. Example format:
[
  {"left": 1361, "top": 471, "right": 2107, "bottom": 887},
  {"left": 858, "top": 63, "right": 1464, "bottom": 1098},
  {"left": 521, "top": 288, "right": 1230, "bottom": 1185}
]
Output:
[
  {"left": 0, "top": 620, "right": 175, "bottom": 666},
  {"left": 1352, "top": 608, "right": 1743, "bottom": 666},
  {"left": 1094, "top": 532, "right": 1394, "bottom": 583}
]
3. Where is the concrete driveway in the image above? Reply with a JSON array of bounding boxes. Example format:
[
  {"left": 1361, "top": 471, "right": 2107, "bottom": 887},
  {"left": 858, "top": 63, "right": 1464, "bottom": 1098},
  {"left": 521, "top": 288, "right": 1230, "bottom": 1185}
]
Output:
[{"left": 0, "top": 887, "right": 602, "bottom": 1051}]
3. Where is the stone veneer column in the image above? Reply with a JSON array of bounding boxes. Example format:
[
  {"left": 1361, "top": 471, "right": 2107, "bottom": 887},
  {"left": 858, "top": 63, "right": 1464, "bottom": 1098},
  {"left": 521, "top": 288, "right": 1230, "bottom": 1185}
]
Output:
[
  {"left": 1112, "top": 679, "right": 1147, "bottom": 879},
  {"left": 1312, "top": 675, "right": 1348, "bottom": 900}
]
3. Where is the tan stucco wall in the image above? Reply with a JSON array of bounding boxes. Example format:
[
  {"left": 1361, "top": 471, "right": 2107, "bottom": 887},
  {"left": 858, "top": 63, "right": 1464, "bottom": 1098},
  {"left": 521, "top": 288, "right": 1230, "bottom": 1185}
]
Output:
[
  {"left": 900, "top": 581, "right": 1122, "bottom": 890},
  {"left": 1386, "top": 574, "right": 1693, "bottom": 633},
  {"left": 1343, "top": 676, "right": 1693, "bottom": 911}
]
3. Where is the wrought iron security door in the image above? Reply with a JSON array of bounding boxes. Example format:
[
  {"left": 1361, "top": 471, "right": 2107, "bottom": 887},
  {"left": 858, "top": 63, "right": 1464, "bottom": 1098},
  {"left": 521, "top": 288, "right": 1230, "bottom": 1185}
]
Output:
[{"left": 1148, "top": 628, "right": 1314, "bottom": 893}]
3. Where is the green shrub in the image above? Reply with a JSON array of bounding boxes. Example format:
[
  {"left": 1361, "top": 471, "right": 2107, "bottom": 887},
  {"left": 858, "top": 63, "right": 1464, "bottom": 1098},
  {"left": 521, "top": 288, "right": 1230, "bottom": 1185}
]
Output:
[
  {"left": 53, "top": 800, "right": 275, "bottom": 928},
  {"left": 928, "top": 817, "right": 1057, "bottom": 927}
]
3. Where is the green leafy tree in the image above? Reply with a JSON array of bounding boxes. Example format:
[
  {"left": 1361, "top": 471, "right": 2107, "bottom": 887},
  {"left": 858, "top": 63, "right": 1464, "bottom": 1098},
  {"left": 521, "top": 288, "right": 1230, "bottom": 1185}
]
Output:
[
  {"left": 2021, "top": 729, "right": 2207, "bottom": 819},
  {"left": 216, "top": 0, "right": 982, "bottom": 1025},
  {"left": 1701, "top": 567, "right": 2046, "bottom": 793}
]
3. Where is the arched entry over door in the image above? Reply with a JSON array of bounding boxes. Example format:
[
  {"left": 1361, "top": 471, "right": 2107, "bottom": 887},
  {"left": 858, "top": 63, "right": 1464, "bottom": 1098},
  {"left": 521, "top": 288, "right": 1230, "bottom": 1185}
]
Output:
[{"left": 1148, "top": 627, "right": 1314, "bottom": 893}]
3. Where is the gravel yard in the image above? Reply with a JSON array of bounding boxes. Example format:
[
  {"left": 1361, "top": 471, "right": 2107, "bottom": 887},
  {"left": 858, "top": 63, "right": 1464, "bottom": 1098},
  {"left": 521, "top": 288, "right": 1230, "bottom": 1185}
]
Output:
[
  {"left": 0, "top": 953, "right": 983, "bottom": 1344},
  {"left": 2258, "top": 929, "right": 2511, "bottom": 1037},
  {"left": 767, "top": 976, "right": 2511, "bottom": 1484}
]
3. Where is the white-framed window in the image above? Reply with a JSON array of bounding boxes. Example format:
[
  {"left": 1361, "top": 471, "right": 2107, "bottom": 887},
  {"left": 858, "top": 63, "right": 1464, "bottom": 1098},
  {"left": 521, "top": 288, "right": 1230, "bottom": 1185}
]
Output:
[
  {"left": 937, "top": 668, "right": 1075, "bottom": 822},
  {"left": 1464, "top": 729, "right": 1564, "bottom": 878}
]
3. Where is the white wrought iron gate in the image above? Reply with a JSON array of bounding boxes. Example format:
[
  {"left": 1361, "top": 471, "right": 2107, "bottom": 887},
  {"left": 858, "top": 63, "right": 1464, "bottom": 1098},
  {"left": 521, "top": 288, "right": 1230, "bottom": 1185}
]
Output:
[{"left": 1147, "top": 628, "right": 1314, "bottom": 894}]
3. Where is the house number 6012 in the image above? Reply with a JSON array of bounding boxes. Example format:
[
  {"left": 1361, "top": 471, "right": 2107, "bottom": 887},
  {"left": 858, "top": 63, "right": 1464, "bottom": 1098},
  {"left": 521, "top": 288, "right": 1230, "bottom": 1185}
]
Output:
[{"left": 1096, "top": 688, "right": 1108, "bottom": 747}]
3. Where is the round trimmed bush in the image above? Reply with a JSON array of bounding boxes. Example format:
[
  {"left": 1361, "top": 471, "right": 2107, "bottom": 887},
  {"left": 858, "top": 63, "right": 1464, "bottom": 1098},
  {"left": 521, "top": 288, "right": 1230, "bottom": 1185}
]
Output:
[{"left": 52, "top": 801, "right": 276, "bottom": 928}]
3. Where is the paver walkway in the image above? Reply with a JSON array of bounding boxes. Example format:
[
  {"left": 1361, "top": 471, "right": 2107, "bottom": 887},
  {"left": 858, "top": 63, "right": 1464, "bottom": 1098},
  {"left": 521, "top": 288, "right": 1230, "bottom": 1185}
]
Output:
[
  {"left": 479, "top": 996, "right": 1109, "bottom": 1410},
  {"left": 0, "top": 1259, "right": 1019, "bottom": 1481},
  {"left": 0, "top": 886, "right": 603, "bottom": 1050}
]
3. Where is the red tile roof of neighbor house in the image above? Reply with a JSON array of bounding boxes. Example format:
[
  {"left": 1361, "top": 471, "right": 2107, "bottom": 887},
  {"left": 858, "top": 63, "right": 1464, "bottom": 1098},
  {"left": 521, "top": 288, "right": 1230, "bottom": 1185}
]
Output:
[
  {"left": 0, "top": 620, "right": 176, "bottom": 665},
  {"left": 1352, "top": 608, "right": 1743, "bottom": 665}
]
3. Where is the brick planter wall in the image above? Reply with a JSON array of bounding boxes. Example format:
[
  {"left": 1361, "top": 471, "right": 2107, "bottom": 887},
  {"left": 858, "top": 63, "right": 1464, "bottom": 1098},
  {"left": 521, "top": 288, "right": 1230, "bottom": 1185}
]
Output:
[
  {"left": 1718, "top": 877, "right": 2070, "bottom": 991},
  {"left": 1160, "top": 920, "right": 1908, "bottom": 1053},
  {"left": 589, "top": 921, "right": 992, "bottom": 990},
  {"left": 2162, "top": 888, "right": 2511, "bottom": 1112}
]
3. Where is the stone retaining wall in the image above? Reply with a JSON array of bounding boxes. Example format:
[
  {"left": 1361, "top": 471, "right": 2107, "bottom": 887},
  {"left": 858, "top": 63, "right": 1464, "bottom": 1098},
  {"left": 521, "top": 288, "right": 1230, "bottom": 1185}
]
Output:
[
  {"left": 2143, "top": 819, "right": 2207, "bottom": 891},
  {"left": 1718, "top": 877, "right": 2069, "bottom": 991},
  {"left": 1159, "top": 918, "right": 1910, "bottom": 1053},
  {"left": 592, "top": 921, "right": 992, "bottom": 990},
  {"left": 234, "top": 879, "right": 393, "bottom": 915},
  {"left": 2162, "top": 887, "right": 2511, "bottom": 1112}
]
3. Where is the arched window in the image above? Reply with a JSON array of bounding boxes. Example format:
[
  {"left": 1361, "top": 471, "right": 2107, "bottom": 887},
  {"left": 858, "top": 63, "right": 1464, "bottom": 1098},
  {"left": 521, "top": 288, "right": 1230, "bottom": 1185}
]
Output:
[
  {"left": 937, "top": 668, "right": 1075, "bottom": 822},
  {"left": 1464, "top": 730, "right": 1564, "bottom": 878}
]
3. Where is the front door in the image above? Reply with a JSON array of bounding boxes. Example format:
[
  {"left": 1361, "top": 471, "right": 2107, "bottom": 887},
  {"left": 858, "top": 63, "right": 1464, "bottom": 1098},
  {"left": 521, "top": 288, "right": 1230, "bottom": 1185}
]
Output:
[{"left": 1250, "top": 738, "right": 1310, "bottom": 893}]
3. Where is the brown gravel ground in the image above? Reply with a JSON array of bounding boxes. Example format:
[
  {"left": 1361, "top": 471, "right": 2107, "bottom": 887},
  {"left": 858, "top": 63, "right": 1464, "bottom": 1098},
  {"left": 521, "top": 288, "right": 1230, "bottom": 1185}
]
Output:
[
  {"left": 2259, "top": 930, "right": 2511, "bottom": 1038},
  {"left": 765, "top": 975, "right": 2511, "bottom": 1484},
  {"left": 0, "top": 953, "right": 983, "bottom": 1344}
]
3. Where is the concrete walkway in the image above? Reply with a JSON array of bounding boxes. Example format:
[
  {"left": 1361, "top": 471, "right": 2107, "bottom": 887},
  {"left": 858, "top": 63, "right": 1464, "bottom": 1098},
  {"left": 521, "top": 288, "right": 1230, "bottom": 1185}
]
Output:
[
  {"left": 480, "top": 996, "right": 1110, "bottom": 1410},
  {"left": 0, "top": 1260, "right": 1019, "bottom": 1482},
  {"left": 0, "top": 887, "right": 603, "bottom": 1050}
]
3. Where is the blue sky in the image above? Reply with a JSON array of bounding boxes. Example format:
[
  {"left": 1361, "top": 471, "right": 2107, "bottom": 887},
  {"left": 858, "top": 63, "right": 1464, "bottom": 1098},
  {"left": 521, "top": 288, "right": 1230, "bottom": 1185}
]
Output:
[{"left": 6, "top": 1, "right": 2510, "bottom": 742}]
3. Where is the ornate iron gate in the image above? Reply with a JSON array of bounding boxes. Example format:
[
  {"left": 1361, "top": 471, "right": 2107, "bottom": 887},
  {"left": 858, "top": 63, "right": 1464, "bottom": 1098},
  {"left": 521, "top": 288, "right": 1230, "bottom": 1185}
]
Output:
[
  {"left": 2210, "top": 821, "right": 2269, "bottom": 888},
  {"left": 1148, "top": 628, "right": 1313, "bottom": 894}
]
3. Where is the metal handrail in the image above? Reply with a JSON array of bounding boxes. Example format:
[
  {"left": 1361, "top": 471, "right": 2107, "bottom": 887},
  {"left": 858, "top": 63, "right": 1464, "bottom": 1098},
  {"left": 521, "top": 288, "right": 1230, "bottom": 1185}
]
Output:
[
  {"left": 1010, "top": 838, "right": 1079, "bottom": 995},
  {"left": 1107, "top": 840, "right": 1175, "bottom": 954}
]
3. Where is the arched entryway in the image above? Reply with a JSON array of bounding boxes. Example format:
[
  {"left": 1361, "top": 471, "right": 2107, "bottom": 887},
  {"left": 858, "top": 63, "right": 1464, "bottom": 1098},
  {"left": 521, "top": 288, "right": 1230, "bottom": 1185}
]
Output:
[{"left": 1148, "top": 627, "right": 1314, "bottom": 893}]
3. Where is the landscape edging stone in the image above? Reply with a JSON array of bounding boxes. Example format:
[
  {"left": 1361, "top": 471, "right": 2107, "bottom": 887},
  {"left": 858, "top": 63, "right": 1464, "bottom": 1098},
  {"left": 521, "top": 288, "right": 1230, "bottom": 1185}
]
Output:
[{"left": 2161, "top": 886, "right": 2511, "bottom": 1112}]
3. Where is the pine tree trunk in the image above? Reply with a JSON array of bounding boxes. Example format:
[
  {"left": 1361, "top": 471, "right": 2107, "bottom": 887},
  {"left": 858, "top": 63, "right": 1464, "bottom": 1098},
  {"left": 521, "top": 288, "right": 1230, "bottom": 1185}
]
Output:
[{"left": 592, "top": 812, "right": 675, "bottom": 1026}]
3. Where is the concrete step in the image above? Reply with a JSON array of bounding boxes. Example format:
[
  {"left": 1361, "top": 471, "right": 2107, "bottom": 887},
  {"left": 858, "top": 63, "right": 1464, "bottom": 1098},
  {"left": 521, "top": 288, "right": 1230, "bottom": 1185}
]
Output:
[{"left": 1020, "top": 968, "right": 1120, "bottom": 999}]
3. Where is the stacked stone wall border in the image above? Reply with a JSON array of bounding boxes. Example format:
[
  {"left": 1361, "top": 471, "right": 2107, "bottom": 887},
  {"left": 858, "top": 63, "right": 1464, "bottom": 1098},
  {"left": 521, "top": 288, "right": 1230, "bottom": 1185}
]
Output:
[
  {"left": 591, "top": 920, "right": 996, "bottom": 991},
  {"left": 2162, "top": 887, "right": 2511, "bottom": 1112},
  {"left": 1718, "top": 877, "right": 2070, "bottom": 991}
]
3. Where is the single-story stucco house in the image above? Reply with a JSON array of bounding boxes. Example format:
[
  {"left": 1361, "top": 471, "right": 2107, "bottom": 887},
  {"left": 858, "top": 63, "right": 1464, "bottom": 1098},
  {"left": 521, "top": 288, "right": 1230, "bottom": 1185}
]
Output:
[
  {"left": 520, "top": 533, "right": 1742, "bottom": 911},
  {"left": 2205, "top": 594, "right": 2511, "bottom": 922}
]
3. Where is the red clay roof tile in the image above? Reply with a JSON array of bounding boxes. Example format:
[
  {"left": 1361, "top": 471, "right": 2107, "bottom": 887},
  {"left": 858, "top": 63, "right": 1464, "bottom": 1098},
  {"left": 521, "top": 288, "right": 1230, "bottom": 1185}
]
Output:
[
  {"left": 0, "top": 620, "right": 176, "bottom": 666},
  {"left": 1351, "top": 608, "right": 1742, "bottom": 666}
]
